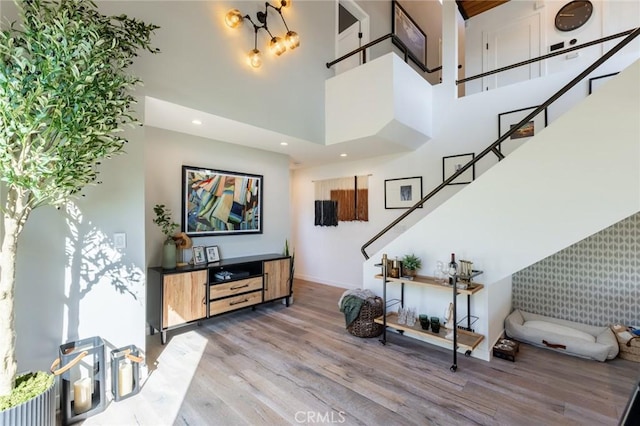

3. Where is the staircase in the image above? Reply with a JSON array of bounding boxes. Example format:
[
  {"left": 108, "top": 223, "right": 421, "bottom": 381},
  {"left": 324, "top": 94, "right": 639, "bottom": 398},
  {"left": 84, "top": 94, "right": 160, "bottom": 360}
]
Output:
[{"left": 363, "top": 59, "right": 640, "bottom": 360}]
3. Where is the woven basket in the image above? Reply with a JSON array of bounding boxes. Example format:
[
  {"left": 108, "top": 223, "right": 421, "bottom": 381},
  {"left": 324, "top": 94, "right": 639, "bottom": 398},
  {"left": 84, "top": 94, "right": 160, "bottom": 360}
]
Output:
[
  {"left": 613, "top": 327, "right": 640, "bottom": 362},
  {"left": 347, "top": 297, "right": 384, "bottom": 338}
]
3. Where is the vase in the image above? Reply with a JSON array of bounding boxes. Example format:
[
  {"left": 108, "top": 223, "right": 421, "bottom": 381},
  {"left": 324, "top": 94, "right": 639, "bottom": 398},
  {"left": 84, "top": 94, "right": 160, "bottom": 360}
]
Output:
[{"left": 162, "top": 241, "right": 177, "bottom": 269}]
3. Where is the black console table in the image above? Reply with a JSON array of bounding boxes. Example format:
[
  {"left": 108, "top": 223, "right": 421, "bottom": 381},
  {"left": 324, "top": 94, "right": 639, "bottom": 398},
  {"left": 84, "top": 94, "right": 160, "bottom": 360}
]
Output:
[{"left": 147, "top": 253, "right": 291, "bottom": 344}]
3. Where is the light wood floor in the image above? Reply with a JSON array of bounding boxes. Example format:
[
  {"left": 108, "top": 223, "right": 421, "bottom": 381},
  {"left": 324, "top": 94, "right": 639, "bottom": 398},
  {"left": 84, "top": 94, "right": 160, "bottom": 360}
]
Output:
[{"left": 86, "top": 279, "right": 639, "bottom": 425}]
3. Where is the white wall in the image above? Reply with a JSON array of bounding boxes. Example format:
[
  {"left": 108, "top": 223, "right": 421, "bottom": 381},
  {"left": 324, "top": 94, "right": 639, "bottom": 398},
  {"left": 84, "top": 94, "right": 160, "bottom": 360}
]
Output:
[
  {"left": 325, "top": 53, "right": 433, "bottom": 148},
  {"left": 15, "top": 124, "right": 147, "bottom": 375},
  {"left": 462, "top": 0, "right": 640, "bottom": 95},
  {"left": 293, "top": 0, "right": 640, "bottom": 289},
  {"left": 144, "top": 126, "right": 292, "bottom": 266},
  {"left": 97, "top": 0, "right": 335, "bottom": 144},
  {"left": 291, "top": 0, "right": 639, "bottom": 361},
  {"left": 363, "top": 60, "right": 640, "bottom": 360}
]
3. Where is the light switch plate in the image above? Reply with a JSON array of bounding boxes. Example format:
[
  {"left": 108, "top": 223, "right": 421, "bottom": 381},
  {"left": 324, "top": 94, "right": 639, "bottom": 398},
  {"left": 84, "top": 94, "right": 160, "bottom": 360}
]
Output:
[{"left": 114, "top": 232, "right": 126, "bottom": 249}]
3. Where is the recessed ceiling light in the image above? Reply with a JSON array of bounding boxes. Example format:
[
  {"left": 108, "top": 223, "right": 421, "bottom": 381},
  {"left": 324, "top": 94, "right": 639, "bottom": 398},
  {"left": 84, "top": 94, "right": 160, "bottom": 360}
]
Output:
[
  {"left": 280, "top": 142, "right": 288, "bottom": 146},
  {"left": 340, "top": 153, "right": 347, "bottom": 157},
  {"left": 191, "top": 119, "right": 202, "bottom": 125}
]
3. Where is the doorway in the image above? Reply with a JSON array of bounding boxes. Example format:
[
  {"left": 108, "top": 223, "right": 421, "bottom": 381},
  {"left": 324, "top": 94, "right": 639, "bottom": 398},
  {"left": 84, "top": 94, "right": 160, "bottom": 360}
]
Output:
[
  {"left": 482, "top": 12, "right": 542, "bottom": 91},
  {"left": 335, "top": 0, "right": 369, "bottom": 75}
]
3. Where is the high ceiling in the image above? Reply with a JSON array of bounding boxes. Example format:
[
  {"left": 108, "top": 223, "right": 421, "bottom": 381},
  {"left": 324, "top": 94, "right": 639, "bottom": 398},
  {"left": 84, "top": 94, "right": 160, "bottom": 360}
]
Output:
[{"left": 456, "top": 0, "right": 510, "bottom": 20}]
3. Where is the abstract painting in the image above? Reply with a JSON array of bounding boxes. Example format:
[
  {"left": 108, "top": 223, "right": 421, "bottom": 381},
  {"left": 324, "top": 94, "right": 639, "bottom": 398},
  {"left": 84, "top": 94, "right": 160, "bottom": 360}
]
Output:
[{"left": 182, "top": 166, "right": 263, "bottom": 236}]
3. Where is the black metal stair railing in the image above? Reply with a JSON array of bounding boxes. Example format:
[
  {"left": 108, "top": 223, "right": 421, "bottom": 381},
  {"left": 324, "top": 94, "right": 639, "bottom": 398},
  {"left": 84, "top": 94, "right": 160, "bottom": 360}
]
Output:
[
  {"left": 326, "top": 32, "right": 442, "bottom": 74},
  {"left": 457, "top": 28, "right": 636, "bottom": 86},
  {"left": 360, "top": 27, "right": 640, "bottom": 260}
]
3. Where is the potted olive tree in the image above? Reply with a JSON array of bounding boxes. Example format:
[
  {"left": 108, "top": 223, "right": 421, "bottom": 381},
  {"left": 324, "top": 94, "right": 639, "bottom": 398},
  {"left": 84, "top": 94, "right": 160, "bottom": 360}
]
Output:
[{"left": 0, "top": 0, "right": 158, "bottom": 421}]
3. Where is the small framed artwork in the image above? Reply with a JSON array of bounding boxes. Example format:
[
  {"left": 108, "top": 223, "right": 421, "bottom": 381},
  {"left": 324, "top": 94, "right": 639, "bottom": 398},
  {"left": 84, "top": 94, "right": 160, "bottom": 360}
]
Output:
[
  {"left": 392, "top": 0, "right": 426, "bottom": 69},
  {"left": 588, "top": 72, "right": 618, "bottom": 95},
  {"left": 498, "top": 106, "right": 548, "bottom": 156},
  {"left": 384, "top": 177, "right": 423, "bottom": 209},
  {"left": 205, "top": 246, "right": 220, "bottom": 263},
  {"left": 192, "top": 246, "right": 206, "bottom": 265},
  {"left": 443, "top": 153, "right": 475, "bottom": 185}
]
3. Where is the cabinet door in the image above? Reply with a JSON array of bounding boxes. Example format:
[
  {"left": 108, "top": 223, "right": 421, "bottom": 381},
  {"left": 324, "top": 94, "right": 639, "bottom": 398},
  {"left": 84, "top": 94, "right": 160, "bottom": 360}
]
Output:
[
  {"left": 162, "top": 270, "right": 207, "bottom": 328},
  {"left": 263, "top": 258, "right": 291, "bottom": 301}
]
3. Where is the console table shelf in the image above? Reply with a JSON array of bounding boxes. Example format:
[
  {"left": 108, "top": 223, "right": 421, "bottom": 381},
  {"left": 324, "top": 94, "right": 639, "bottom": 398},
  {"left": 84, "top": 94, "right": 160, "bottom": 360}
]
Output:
[
  {"left": 374, "top": 313, "right": 484, "bottom": 352},
  {"left": 374, "top": 274, "right": 484, "bottom": 295},
  {"left": 375, "top": 255, "right": 485, "bottom": 372},
  {"left": 148, "top": 253, "right": 291, "bottom": 344}
]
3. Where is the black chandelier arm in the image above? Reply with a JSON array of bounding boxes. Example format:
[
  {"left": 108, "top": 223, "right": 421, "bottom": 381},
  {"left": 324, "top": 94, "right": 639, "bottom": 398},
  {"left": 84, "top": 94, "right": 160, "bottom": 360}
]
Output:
[
  {"left": 264, "top": 1, "right": 292, "bottom": 31},
  {"left": 262, "top": 24, "right": 275, "bottom": 39},
  {"left": 264, "top": 1, "right": 281, "bottom": 13},
  {"left": 253, "top": 26, "right": 259, "bottom": 50},
  {"left": 243, "top": 14, "right": 274, "bottom": 39},
  {"left": 243, "top": 14, "right": 259, "bottom": 28},
  {"left": 275, "top": 8, "right": 291, "bottom": 32}
]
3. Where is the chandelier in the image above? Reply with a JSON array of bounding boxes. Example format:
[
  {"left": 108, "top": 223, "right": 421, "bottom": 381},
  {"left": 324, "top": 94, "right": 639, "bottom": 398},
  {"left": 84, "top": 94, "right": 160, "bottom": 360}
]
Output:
[{"left": 225, "top": 1, "right": 300, "bottom": 68}]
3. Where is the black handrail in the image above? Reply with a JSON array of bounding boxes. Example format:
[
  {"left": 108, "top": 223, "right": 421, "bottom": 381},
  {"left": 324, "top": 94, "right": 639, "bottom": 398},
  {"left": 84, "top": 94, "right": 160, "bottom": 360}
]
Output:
[
  {"left": 326, "top": 32, "right": 442, "bottom": 74},
  {"left": 361, "top": 27, "right": 640, "bottom": 260},
  {"left": 457, "top": 28, "right": 636, "bottom": 85}
]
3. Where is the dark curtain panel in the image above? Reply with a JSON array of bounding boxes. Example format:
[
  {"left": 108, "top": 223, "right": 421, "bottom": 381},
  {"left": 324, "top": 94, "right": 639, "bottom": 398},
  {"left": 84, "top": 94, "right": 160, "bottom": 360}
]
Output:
[{"left": 314, "top": 200, "right": 338, "bottom": 226}]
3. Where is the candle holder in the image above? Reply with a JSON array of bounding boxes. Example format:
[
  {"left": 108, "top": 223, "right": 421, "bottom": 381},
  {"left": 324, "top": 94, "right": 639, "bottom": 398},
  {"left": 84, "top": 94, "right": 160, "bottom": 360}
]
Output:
[
  {"left": 110, "top": 345, "right": 143, "bottom": 401},
  {"left": 55, "top": 336, "right": 106, "bottom": 425}
]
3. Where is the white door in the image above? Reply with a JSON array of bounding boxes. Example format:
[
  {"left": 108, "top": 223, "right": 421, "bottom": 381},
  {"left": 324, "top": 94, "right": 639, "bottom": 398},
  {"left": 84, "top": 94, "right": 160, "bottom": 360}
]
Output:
[
  {"left": 482, "top": 13, "right": 541, "bottom": 91},
  {"left": 335, "top": 0, "right": 369, "bottom": 75},
  {"left": 336, "top": 20, "right": 361, "bottom": 75}
]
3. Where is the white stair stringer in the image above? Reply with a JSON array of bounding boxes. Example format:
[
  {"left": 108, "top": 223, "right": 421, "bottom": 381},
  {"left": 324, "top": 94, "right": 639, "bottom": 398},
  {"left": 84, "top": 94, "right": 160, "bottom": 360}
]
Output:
[{"left": 363, "top": 59, "right": 640, "bottom": 361}]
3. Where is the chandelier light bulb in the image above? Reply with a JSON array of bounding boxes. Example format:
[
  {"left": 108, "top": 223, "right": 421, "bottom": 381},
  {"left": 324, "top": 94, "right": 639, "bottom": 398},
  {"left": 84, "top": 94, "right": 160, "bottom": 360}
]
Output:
[
  {"left": 247, "top": 48, "right": 262, "bottom": 68},
  {"left": 270, "top": 36, "right": 286, "bottom": 56},
  {"left": 285, "top": 31, "right": 299, "bottom": 49},
  {"left": 225, "top": 9, "right": 243, "bottom": 28},
  {"left": 280, "top": 0, "right": 292, "bottom": 9}
]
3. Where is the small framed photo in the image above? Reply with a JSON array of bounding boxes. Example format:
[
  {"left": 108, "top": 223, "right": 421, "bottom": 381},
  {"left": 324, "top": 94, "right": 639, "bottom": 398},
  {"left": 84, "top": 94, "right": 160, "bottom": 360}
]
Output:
[
  {"left": 498, "top": 106, "right": 547, "bottom": 156},
  {"left": 443, "top": 153, "right": 475, "bottom": 185},
  {"left": 192, "top": 246, "right": 206, "bottom": 265},
  {"left": 384, "top": 177, "right": 423, "bottom": 209},
  {"left": 205, "top": 246, "right": 220, "bottom": 263},
  {"left": 588, "top": 72, "right": 618, "bottom": 95}
]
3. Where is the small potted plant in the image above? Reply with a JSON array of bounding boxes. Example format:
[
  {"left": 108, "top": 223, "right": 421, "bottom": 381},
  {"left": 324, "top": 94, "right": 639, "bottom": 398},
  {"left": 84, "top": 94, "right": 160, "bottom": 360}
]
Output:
[
  {"left": 401, "top": 254, "right": 422, "bottom": 277},
  {"left": 153, "top": 204, "right": 180, "bottom": 269}
]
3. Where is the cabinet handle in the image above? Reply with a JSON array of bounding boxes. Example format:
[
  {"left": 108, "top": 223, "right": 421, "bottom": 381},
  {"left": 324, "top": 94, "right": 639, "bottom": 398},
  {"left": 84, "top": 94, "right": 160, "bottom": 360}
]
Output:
[
  {"left": 229, "top": 298, "right": 249, "bottom": 306},
  {"left": 264, "top": 273, "right": 269, "bottom": 291},
  {"left": 230, "top": 284, "right": 249, "bottom": 290}
]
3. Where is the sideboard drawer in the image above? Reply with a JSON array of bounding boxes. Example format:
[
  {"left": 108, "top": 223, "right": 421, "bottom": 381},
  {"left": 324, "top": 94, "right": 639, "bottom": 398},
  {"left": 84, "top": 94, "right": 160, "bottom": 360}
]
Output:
[
  {"left": 209, "top": 291, "right": 262, "bottom": 316},
  {"left": 210, "top": 277, "right": 262, "bottom": 300}
]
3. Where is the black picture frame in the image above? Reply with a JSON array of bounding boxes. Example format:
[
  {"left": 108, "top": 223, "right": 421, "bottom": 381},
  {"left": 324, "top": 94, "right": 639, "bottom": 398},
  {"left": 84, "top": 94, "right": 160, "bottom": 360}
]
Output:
[
  {"left": 443, "top": 153, "right": 475, "bottom": 185},
  {"left": 182, "top": 165, "right": 263, "bottom": 237},
  {"left": 498, "top": 106, "right": 548, "bottom": 156},
  {"left": 588, "top": 72, "right": 619, "bottom": 95},
  {"left": 392, "top": 1, "right": 426, "bottom": 69},
  {"left": 384, "top": 176, "right": 423, "bottom": 209}
]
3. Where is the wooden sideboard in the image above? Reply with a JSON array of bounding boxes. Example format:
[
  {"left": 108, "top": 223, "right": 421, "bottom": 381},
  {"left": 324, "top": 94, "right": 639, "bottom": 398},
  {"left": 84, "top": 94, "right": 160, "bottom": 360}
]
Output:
[{"left": 147, "top": 253, "right": 291, "bottom": 344}]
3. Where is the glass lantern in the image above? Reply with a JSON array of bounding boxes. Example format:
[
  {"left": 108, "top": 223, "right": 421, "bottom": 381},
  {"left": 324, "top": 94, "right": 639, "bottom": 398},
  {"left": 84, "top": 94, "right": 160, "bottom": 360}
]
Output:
[
  {"left": 110, "top": 345, "right": 142, "bottom": 401},
  {"left": 57, "top": 336, "right": 106, "bottom": 425}
]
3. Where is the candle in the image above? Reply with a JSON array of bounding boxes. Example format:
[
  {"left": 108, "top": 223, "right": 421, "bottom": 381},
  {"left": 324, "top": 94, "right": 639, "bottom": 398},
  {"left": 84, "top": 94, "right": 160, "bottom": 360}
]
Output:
[
  {"left": 118, "top": 359, "right": 133, "bottom": 397},
  {"left": 73, "top": 377, "right": 92, "bottom": 414}
]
